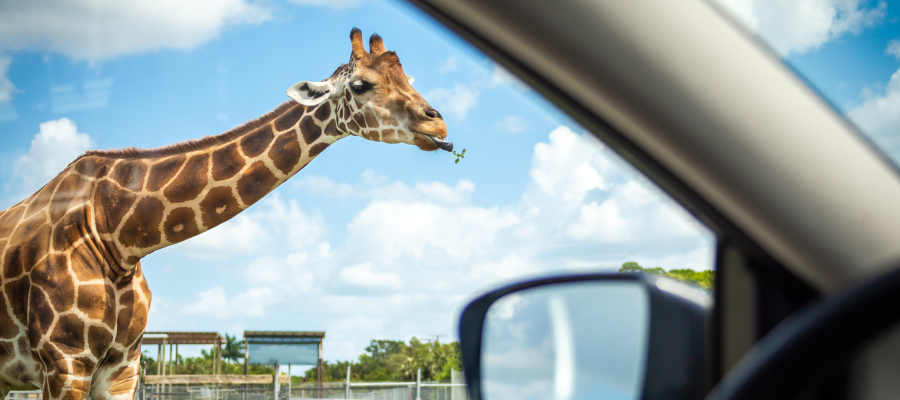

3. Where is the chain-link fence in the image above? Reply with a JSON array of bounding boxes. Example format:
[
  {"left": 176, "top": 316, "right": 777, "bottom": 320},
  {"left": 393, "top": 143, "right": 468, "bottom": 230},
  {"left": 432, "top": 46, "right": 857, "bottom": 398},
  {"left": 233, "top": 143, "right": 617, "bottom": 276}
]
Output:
[
  {"left": 5, "top": 391, "right": 41, "bottom": 400},
  {"left": 136, "top": 382, "right": 468, "bottom": 400},
  {"left": 7, "top": 370, "right": 468, "bottom": 400}
]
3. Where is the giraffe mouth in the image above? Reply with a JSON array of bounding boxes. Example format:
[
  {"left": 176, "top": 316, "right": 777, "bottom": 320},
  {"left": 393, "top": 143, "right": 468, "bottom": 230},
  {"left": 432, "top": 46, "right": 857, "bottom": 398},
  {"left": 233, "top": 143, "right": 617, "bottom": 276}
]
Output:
[
  {"left": 412, "top": 131, "right": 453, "bottom": 152},
  {"left": 432, "top": 138, "right": 453, "bottom": 152}
]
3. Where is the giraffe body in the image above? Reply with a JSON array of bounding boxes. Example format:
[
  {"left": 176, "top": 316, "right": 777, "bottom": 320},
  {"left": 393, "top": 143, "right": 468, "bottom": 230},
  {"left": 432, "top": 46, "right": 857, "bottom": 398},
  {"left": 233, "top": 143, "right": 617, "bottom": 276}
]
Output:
[{"left": 0, "top": 29, "right": 447, "bottom": 400}]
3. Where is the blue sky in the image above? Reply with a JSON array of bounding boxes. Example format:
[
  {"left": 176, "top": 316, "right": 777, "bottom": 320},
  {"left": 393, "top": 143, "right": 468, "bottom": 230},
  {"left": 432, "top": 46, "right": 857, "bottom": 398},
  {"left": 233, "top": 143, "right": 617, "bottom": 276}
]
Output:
[{"left": 0, "top": 0, "right": 896, "bottom": 370}]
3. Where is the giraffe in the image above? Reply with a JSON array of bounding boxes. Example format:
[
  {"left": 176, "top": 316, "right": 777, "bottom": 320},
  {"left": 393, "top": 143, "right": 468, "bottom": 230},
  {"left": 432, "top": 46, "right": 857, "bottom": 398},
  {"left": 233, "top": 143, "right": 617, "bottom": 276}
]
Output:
[{"left": 0, "top": 28, "right": 449, "bottom": 400}]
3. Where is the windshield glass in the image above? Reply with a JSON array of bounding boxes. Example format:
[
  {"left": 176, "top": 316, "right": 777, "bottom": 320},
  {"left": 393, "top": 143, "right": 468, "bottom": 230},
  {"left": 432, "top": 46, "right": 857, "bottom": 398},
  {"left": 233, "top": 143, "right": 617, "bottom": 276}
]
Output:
[
  {"left": 712, "top": 0, "right": 900, "bottom": 163},
  {"left": 0, "top": 0, "right": 713, "bottom": 394}
]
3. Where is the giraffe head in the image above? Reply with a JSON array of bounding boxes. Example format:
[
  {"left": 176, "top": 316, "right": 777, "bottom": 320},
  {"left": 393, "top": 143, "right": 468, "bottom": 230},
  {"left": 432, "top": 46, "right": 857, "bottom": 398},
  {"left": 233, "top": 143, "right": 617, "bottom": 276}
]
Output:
[{"left": 286, "top": 28, "right": 451, "bottom": 152}]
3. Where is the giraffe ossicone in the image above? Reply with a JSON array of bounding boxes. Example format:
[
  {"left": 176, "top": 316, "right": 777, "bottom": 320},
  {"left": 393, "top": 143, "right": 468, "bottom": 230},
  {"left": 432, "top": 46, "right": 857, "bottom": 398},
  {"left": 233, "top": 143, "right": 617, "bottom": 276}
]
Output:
[{"left": 0, "top": 28, "right": 447, "bottom": 400}]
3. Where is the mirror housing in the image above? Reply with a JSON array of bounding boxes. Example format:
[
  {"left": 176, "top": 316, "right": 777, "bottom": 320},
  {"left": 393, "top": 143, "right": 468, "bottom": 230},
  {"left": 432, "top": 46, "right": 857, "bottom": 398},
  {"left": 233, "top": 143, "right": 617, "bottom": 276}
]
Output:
[{"left": 459, "top": 273, "right": 710, "bottom": 400}]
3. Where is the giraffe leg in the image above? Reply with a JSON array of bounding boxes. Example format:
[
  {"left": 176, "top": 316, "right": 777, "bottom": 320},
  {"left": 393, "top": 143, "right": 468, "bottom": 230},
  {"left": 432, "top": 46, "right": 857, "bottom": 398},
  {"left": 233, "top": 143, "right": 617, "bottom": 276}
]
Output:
[
  {"left": 39, "top": 356, "right": 92, "bottom": 400},
  {"left": 1, "top": 390, "right": 9, "bottom": 400},
  {"left": 89, "top": 345, "right": 140, "bottom": 400},
  {"left": 91, "top": 267, "right": 149, "bottom": 400}
]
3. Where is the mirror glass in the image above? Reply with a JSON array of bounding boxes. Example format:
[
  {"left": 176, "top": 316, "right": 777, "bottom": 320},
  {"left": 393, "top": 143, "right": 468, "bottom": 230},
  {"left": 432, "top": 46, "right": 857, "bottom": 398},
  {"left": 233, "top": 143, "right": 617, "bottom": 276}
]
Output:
[{"left": 481, "top": 281, "right": 649, "bottom": 400}]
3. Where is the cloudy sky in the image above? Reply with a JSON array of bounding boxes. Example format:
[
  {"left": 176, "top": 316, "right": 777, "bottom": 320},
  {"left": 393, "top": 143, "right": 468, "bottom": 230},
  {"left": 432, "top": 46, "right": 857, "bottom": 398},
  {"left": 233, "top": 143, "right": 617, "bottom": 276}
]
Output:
[{"left": 0, "top": 0, "right": 897, "bottom": 369}]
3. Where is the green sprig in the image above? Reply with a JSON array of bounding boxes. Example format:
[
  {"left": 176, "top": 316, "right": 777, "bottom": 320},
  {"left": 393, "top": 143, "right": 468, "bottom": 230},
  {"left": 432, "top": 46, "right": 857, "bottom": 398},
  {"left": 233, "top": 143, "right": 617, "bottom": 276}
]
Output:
[{"left": 452, "top": 149, "right": 466, "bottom": 164}]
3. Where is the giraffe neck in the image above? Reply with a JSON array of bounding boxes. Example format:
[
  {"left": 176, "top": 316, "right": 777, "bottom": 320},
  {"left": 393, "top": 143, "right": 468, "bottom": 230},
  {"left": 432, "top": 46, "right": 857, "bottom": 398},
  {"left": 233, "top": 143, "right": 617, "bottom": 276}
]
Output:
[{"left": 80, "top": 100, "right": 346, "bottom": 271}]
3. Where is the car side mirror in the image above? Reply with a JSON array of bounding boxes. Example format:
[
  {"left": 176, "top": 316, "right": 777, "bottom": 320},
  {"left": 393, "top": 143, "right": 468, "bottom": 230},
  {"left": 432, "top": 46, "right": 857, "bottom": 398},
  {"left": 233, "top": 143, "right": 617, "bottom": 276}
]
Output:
[{"left": 459, "top": 273, "right": 710, "bottom": 400}]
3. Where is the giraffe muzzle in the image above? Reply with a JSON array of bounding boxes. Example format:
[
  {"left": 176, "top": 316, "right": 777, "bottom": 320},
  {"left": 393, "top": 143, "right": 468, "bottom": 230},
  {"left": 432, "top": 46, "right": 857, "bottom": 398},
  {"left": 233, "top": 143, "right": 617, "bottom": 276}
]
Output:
[{"left": 432, "top": 138, "right": 453, "bottom": 152}]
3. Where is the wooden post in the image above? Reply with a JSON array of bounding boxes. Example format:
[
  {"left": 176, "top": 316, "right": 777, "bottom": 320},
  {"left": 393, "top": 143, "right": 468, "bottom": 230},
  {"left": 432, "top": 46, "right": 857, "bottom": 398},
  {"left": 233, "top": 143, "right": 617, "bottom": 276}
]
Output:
[
  {"left": 243, "top": 339, "right": 249, "bottom": 400},
  {"left": 215, "top": 340, "right": 222, "bottom": 376},
  {"left": 159, "top": 338, "right": 167, "bottom": 400},
  {"left": 316, "top": 359, "right": 323, "bottom": 387},
  {"left": 243, "top": 339, "right": 249, "bottom": 375}
]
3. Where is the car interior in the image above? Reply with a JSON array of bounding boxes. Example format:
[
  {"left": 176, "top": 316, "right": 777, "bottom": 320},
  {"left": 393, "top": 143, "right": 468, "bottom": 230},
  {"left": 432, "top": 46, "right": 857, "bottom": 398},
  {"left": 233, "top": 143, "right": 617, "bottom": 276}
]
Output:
[{"left": 405, "top": 0, "right": 900, "bottom": 399}]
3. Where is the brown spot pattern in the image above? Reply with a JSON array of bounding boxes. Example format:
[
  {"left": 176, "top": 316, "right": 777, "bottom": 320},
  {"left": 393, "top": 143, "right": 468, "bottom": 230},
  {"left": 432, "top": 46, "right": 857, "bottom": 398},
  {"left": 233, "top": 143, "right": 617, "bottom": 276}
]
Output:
[
  {"left": 31, "top": 256, "right": 75, "bottom": 312},
  {"left": 299, "top": 116, "right": 322, "bottom": 145},
  {"left": 314, "top": 102, "right": 331, "bottom": 121},
  {"left": 324, "top": 120, "right": 338, "bottom": 137},
  {"left": 110, "top": 161, "right": 148, "bottom": 191},
  {"left": 211, "top": 143, "right": 245, "bottom": 181},
  {"left": 269, "top": 131, "right": 303, "bottom": 175},
  {"left": 51, "top": 314, "right": 86, "bottom": 355},
  {"left": 52, "top": 211, "right": 86, "bottom": 252},
  {"left": 199, "top": 187, "right": 241, "bottom": 229},
  {"left": 364, "top": 112, "right": 378, "bottom": 127},
  {"left": 274, "top": 104, "right": 306, "bottom": 132},
  {"left": 354, "top": 113, "right": 367, "bottom": 129},
  {"left": 146, "top": 155, "right": 186, "bottom": 191},
  {"left": 118, "top": 197, "right": 165, "bottom": 249},
  {"left": 4, "top": 221, "right": 50, "bottom": 279},
  {"left": 240, "top": 124, "right": 275, "bottom": 158},
  {"left": 28, "top": 287, "right": 54, "bottom": 341},
  {"left": 0, "top": 295, "right": 17, "bottom": 339},
  {"left": 0, "top": 206, "right": 25, "bottom": 240},
  {"left": 236, "top": 162, "right": 279, "bottom": 205},
  {"left": 309, "top": 143, "right": 330, "bottom": 157},
  {"left": 163, "top": 207, "right": 200, "bottom": 244},
  {"left": 163, "top": 154, "right": 209, "bottom": 203},
  {"left": 77, "top": 284, "right": 109, "bottom": 322},
  {"left": 49, "top": 174, "right": 89, "bottom": 224},
  {"left": 94, "top": 180, "right": 138, "bottom": 235}
]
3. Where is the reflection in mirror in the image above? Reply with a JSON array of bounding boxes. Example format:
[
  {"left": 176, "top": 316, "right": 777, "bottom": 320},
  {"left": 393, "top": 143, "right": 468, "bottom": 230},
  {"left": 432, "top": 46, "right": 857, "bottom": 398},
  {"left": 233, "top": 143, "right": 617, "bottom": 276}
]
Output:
[{"left": 481, "top": 282, "right": 649, "bottom": 400}]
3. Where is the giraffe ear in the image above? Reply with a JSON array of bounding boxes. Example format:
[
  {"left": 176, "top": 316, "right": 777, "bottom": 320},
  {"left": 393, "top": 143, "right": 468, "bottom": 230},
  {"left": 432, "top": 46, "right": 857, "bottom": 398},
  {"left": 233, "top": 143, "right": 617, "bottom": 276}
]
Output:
[
  {"left": 286, "top": 81, "right": 335, "bottom": 106},
  {"left": 406, "top": 75, "right": 415, "bottom": 85}
]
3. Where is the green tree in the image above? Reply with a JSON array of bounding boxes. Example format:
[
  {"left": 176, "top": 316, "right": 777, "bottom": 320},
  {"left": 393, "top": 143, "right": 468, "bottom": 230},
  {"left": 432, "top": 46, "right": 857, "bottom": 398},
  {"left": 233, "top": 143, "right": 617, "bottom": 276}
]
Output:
[
  {"left": 299, "top": 337, "right": 462, "bottom": 383},
  {"left": 618, "top": 262, "right": 715, "bottom": 290},
  {"left": 222, "top": 333, "right": 245, "bottom": 363}
]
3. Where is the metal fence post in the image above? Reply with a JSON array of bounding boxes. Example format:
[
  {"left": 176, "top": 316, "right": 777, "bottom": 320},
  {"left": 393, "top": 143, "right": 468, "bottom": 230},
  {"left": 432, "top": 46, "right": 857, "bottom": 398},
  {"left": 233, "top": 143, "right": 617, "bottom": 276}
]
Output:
[
  {"left": 345, "top": 366, "right": 351, "bottom": 400},
  {"left": 273, "top": 362, "right": 280, "bottom": 400},
  {"left": 416, "top": 369, "right": 421, "bottom": 400}
]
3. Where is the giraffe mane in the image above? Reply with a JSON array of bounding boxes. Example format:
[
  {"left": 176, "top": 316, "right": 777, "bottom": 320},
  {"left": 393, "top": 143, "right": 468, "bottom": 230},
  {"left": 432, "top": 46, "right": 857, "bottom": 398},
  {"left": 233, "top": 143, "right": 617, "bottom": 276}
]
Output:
[{"left": 71, "top": 100, "right": 297, "bottom": 164}]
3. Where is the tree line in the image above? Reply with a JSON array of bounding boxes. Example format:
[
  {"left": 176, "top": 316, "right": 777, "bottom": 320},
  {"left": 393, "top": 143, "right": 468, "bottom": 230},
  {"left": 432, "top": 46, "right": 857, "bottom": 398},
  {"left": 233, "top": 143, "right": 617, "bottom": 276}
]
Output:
[
  {"left": 140, "top": 335, "right": 462, "bottom": 383},
  {"left": 618, "top": 261, "right": 714, "bottom": 290}
]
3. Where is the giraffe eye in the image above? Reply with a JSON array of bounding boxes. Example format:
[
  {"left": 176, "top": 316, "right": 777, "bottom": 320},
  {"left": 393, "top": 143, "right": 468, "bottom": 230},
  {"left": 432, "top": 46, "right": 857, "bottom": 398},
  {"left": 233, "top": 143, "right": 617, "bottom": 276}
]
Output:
[{"left": 350, "top": 82, "right": 371, "bottom": 95}]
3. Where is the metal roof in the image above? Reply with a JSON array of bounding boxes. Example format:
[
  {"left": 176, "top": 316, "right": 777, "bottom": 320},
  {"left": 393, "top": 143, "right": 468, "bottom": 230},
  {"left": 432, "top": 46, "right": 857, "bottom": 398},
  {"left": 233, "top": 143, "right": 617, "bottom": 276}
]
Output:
[
  {"left": 244, "top": 331, "right": 325, "bottom": 339},
  {"left": 142, "top": 331, "right": 224, "bottom": 345}
]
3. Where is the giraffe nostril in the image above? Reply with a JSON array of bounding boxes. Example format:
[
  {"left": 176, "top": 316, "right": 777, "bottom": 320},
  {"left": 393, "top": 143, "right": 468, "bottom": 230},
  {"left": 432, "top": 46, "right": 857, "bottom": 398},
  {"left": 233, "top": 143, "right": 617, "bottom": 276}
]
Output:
[{"left": 424, "top": 108, "right": 441, "bottom": 119}]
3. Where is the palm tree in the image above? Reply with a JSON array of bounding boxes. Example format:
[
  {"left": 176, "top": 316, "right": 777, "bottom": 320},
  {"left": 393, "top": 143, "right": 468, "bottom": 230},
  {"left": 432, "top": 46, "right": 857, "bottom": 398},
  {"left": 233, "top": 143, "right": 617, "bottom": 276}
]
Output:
[{"left": 222, "top": 333, "right": 245, "bottom": 363}]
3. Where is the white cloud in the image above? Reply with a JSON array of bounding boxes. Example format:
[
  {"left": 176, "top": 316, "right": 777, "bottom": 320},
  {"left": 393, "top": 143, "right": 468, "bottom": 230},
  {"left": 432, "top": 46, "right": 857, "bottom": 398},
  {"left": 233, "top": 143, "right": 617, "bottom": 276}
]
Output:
[
  {"left": 438, "top": 56, "right": 461, "bottom": 73},
  {"left": 181, "top": 286, "right": 281, "bottom": 317},
  {"left": 526, "top": 126, "right": 607, "bottom": 209},
  {"left": 425, "top": 84, "right": 479, "bottom": 122},
  {"left": 0, "top": 55, "right": 15, "bottom": 103},
  {"left": 887, "top": 39, "right": 900, "bottom": 59},
  {"left": 6, "top": 118, "right": 94, "bottom": 204},
  {"left": 490, "top": 64, "right": 521, "bottom": 87},
  {"left": 493, "top": 114, "right": 530, "bottom": 134},
  {"left": 285, "top": 0, "right": 362, "bottom": 9},
  {"left": 340, "top": 263, "right": 403, "bottom": 288},
  {"left": 0, "top": 0, "right": 271, "bottom": 61},
  {"left": 294, "top": 171, "right": 476, "bottom": 206},
  {"left": 181, "top": 286, "right": 231, "bottom": 317},
  {"left": 849, "top": 66, "right": 900, "bottom": 159},
  {"left": 712, "top": 0, "right": 886, "bottom": 55},
  {"left": 169, "top": 194, "right": 328, "bottom": 258}
]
